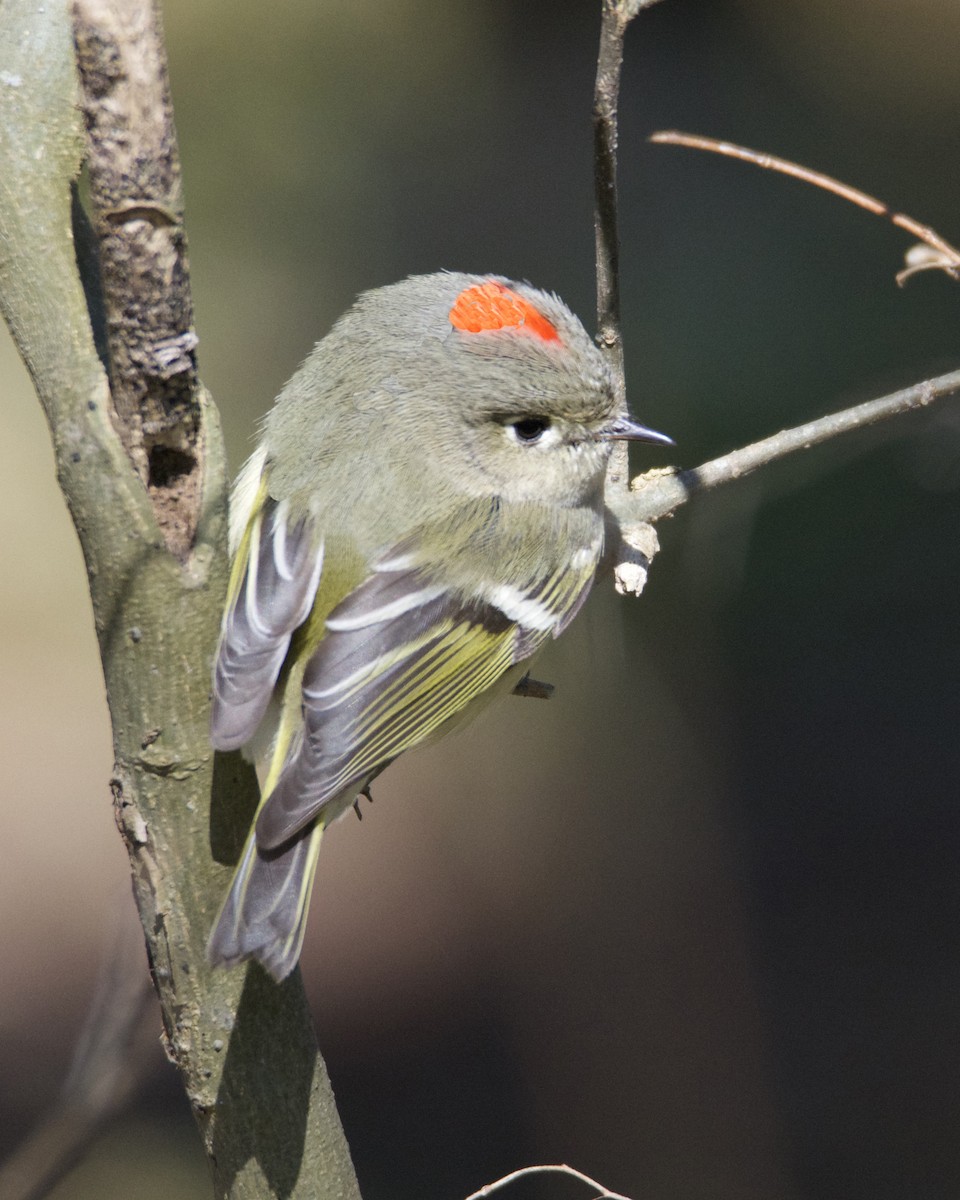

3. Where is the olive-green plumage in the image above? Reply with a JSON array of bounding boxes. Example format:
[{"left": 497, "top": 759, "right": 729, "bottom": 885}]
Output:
[{"left": 208, "top": 272, "right": 670, "bottom": 980}]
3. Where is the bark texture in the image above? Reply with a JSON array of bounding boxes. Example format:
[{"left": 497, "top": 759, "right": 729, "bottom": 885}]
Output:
[{"left": 0, "top": 3, "right": 361, "bottom": 1197}]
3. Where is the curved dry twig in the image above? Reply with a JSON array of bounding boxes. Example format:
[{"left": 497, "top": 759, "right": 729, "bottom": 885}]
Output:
[
  {"left": 464, "top": 1163, "right": 634, "bottom": 1200},
  {"left": 649, "top": 130, "right": 960, "bottom": 285}
]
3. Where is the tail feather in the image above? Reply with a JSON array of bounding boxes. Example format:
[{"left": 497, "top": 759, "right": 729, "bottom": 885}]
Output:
[{"left": 207, "top": 820, "right": 323, "bottom": 982}]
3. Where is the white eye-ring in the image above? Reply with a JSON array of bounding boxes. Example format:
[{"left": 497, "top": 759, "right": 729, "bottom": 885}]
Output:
[{"left": 507, "top": 417, "right": 550, "bottom": 445}]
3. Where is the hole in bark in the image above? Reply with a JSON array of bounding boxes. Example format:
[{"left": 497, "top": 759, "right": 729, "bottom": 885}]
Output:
[{"left": 149, "top": 445, "right": 195, "bottom": 488}]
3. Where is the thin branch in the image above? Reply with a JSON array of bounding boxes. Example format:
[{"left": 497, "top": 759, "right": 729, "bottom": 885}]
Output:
[
  {"left": 593, "top": 0, "right": 671, "bottom": 601},
  {"left": 594, "top": 2, "right": 631, "bottom": 387},
  {"left": 650, "top": 130, "right": 960, "bottom": 284},
  {"left": 594, "top": 0, "right": 664, "bottom": 492},
  {"left": 464, "top": 1163, "right": 634, "bottom": 1200},
  {"left": 625, "top": 368, "right": 960, "bottom": 524}
]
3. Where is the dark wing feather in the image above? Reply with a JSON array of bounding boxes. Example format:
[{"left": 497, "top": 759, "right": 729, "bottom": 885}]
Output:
[
  {"left": 206, "top": 819, "right": 323, "bottom": 981},
  {"left": 211, "top": 496, "right": 323, "bottom": 751},
  {"left": 255, "top": 557, "right": 596, "bottom": 850}
]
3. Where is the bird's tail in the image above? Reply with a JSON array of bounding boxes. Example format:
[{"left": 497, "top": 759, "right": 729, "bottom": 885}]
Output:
[{"left": 207, "top": 819, "right": 323, "bottom": 982}]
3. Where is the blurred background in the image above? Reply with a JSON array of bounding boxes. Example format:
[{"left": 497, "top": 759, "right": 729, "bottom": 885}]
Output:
[{"left": 3, "top": 0, "right": 960, "bottom": 1197}]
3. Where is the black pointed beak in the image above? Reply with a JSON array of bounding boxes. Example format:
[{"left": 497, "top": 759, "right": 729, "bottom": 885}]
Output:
[{"left": 601, "top": 415, "right": 674, "bottom": 446}]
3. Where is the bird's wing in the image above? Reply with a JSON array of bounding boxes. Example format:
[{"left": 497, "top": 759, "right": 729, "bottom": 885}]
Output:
[
  {"left": 254, "top": 546, "right": 597, "bottom": 850},
  {"left": 211, "top": 491, "right": 325, "bottom": 751}
]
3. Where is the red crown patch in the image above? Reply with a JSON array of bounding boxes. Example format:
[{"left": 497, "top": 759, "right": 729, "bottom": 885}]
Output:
[{"left": 449, "top": 282, "right": 560, "bottom": 343}]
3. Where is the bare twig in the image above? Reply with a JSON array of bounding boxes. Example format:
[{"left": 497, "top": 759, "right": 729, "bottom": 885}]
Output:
[
  {"left": 607, "top": 125, "right": 960, "bottom": 591},
  {"left": 594, "top": 0, "right": 664, "bottom": 493},
  {"left": 464, "top": 1163, "right": 634, "bottom": 1200},
  {"left": 594, "top": 2, "right": 631, "bottom": 397},
  {"left": 594, "top": 0, "right": 668, "bottom": 596},
  {"left": 650, "top": 130, "right": 960, "bottom": 285},
  {"left": 625, "top": 368, "right": 960, "bottom": 524}
]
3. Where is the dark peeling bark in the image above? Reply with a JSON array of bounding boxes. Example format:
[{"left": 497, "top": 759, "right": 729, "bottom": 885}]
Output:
[{"left": 73, "top": 0, "right": 201, "bottom": 559}]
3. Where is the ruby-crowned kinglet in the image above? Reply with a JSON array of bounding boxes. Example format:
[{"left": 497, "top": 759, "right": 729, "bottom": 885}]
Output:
[{"left": 208, "top": 272, "right": 671, "bottom": 980}]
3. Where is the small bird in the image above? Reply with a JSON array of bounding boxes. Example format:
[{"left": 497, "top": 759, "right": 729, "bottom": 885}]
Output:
[{"left": 208, "top": 272, "right": 671, "bottom": 980}]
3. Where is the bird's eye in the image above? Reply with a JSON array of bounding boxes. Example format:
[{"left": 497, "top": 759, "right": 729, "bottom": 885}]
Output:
[{"left": 510, "top": 417, "right": 549, "bottom": 444}]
